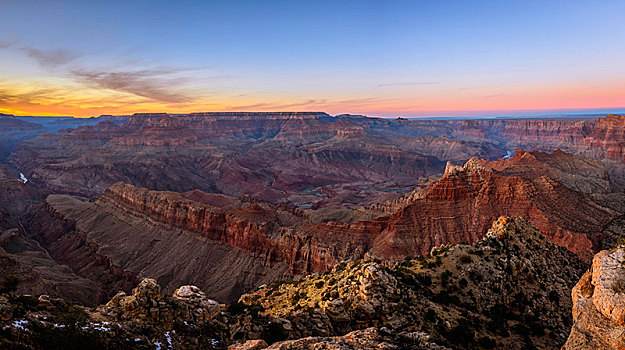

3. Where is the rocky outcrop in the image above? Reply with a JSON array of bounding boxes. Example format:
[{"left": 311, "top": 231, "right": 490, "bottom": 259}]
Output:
[
  {"left": 98, "top": 278, "right": 175, "bottom": 326},
  {"left": 96, "top": 278, "right": 221, "bottom": 331},
  {"left": 229, "top": 339, "right": 269, "bottom": 350},
  {"left": 172, "top": 285, "right": 221, "bottom": 322},
  {"left": 0, "top": 217, "right": 586, "bottom": 350},
  {"left": 564, "top": 247, "right": 625, "bottom": 349},
  {"left": 238, "top": 217, "right": 585, "bottom": 349},
  {"left": 263, "top": 328, "right": 450, "bottom": 350}
]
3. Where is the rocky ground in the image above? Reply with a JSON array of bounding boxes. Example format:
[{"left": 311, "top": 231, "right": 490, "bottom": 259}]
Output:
[{"left": 0, "top": 217, "right": 586, "bottom": 349}]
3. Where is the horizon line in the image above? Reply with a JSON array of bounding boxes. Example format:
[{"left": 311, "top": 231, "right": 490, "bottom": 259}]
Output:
[{"left": 3, "top": 106, "right": 625, "bottom": 119}]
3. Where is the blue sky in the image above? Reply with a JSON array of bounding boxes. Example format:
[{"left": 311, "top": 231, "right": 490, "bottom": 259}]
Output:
[{"left": 0, "top": 0, "right": 624, "bottom": 117}]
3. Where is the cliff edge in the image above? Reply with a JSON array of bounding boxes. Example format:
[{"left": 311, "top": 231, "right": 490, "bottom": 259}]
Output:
[{"left": 564, "top": 246, "right": 625, "bottom": 349}]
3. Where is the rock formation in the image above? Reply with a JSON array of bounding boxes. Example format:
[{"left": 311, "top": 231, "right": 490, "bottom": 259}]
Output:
[
  {"left": 260, "top": 328, "right": 450, "bottom": 350},
  {"left": 0, "top": 217, "right": 585, "bottom": 349},
  {"left": 564, "top": 246, "right": 625, "bottom": 349},
  {"left": 235, "top": 217, "right": 585, "bottom": 349},
  {"left": 21, "top": 148, "right": 619, "bottom": 304},
  {"left": 478, "top": 148, "right": 612, "bottom": 194},
  {"left": 96, "top": 278, "right": 221, "bottom": 330},
  {"left": 332, "top": 151, "right": 618, "bottom": 260}
]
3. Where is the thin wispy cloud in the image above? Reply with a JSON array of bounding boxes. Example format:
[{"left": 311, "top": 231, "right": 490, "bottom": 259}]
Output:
[
  {"left": 0, "top": 86, "right": 57, "bottom": 106},
  {"left": 376, "top": 82, "right": 439, "bottom": 88},
  {"left": 0, "top": 81, "right": 165, "bottom": 117},
  {"left": 72, "top": 69, "right": 195, "bottom": 103},
  {"left": 0, "top": 43, "right": 206, "bottom": 104},
  {"left": 21, "top": 47, "right": 79, "bottom": 67}
]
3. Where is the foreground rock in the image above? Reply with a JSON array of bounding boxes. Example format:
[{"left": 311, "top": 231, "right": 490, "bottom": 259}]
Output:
[
  {"left": 0, "top": 278, "right": 228, "bottom": 349},
  {"left": 564, "top": 247, "right": 625, "bottom": 349},
  {"left": 0, "top": 217, "right": 585, "bottom": 349},
  {"left": 95, "top": 278, "right": 224, "bottom": 334},
  {"left": 238, "top": 217, "right": 584, "bottom": 349},
  {"left": 263, "top": 328, "right": 450, "bottom": 350}
]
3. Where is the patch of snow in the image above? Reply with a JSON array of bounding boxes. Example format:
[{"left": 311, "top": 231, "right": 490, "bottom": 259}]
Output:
[
  {"left": 165, "top": 331, "right": 173, "bottom": 348},
  {"left": 89, "top": 322, "right": 112, "bottom": 332},
  {"left": 19, "top": 173, "right": 28, "bottom": 183},
  {"left": 12, "top": 319, "right": 30, "bottom": 331}
]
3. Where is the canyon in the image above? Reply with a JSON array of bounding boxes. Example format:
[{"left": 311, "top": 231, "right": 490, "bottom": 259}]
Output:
[
  {"left": 1, "top": 112, "right": 625, "bottom": 348},
  {"left": 8, "top": 112, "right": 625, "bottom": 205},
  {"left": 18, "top": 144, "right": 623, "bottom": 305},
  {"left": 0, "top": 217, "right": 589, "bottom": 349}
]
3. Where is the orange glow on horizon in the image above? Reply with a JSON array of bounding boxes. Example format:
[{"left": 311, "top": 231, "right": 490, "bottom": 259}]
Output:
[{"left": 1, "top": 79, "right": 624, "bottom": 118}]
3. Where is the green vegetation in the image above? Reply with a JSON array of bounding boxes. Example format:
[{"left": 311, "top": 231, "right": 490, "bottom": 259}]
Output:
[{"left": 58, "top": 304, "right": 89, "bottom": 329}]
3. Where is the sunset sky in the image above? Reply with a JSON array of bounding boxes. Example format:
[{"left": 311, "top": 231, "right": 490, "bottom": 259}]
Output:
[{"left": 1, "top": 0, "right": 624, "bottom": 118}]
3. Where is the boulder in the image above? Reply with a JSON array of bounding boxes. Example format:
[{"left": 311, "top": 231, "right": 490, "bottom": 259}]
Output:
[{"left": 172, "top": 285, "right": 220, "bottom": 321}]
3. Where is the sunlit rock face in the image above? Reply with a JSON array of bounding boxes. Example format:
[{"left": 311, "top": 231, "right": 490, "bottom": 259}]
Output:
[{"left": 564, "top": 247, "right": 625, "bottom": 350}]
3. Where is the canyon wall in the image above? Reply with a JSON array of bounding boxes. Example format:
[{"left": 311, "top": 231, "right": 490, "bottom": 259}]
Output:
[
  {"left": 26, "top": 149, "right": 620, "bottom": 305},
  {"left": 10, "top": 113, "right": 625, "bottom": 203}
]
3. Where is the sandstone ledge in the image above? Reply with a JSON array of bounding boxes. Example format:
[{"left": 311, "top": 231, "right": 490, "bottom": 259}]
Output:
[{"left": 564, "top": 247, "right": 625, "bottom": 349}]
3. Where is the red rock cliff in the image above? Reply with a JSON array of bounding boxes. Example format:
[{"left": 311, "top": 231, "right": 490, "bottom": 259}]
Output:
[{"left": 98, "top": 183, "right": 338, "bottom": 274}]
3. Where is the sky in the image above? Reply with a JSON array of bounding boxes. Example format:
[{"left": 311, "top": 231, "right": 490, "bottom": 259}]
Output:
[{"left": 0, "top": 0, "right": 624, "bottom": 118}]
